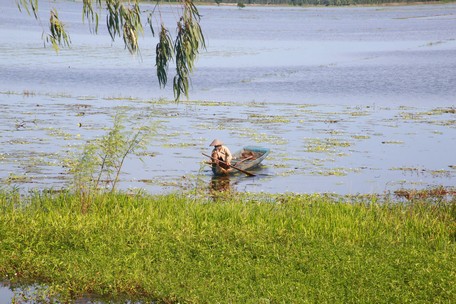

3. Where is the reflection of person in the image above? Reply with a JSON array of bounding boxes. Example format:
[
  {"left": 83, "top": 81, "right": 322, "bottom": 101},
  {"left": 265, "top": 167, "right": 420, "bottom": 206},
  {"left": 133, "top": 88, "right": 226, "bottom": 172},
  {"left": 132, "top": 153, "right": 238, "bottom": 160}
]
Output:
[
  {"left": 210, "top": 139, "right": 232, "bottom": 167},
  {"left": 210, "top": 175, "right": 231, "bottom": 193}
]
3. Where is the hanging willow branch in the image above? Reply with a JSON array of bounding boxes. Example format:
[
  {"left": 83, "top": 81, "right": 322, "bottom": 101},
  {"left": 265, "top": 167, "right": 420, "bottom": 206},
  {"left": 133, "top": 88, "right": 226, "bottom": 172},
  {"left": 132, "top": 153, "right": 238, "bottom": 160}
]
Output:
[
  {"left": 82, "top": 0, "right": 101, "bottom": 34},
  {"left": 16, "top": 0, "right": 39, "bottom": 19},
  {"left": 47, "top": 9, "right": 71, "bottom": 52},
  {"left": 156, "top": 25, "right": 174, "bottom": 89},
  {"left": 120, "top": 3, "right": 143, "bottom": 54},
  {"left": 172, "top": 0, "right": 206, "bottom": 100},
  {"left": 16, "top": 0, "right": 205, "bottom": 101}
]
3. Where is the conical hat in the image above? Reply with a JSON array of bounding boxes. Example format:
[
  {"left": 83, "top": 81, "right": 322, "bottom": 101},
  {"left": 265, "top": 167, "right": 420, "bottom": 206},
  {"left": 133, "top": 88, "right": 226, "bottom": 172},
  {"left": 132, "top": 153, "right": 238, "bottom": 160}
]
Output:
[{"left": 209, "top": 139, "right": 223, "bottom": 146}]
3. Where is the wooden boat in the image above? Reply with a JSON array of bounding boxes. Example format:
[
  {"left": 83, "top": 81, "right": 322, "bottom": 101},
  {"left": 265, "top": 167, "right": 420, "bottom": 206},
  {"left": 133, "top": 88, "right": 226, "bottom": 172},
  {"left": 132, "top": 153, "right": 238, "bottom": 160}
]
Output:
[{"left": 212, "top": 146, "right": 270, "bottom": 176}]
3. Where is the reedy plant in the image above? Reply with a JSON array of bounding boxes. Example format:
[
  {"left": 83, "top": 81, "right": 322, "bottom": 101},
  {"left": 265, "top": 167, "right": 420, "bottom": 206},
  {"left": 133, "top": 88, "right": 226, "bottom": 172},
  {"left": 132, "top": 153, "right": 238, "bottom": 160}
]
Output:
[{"left": 70, "top": 113, "right": 155, "bottom": 199}]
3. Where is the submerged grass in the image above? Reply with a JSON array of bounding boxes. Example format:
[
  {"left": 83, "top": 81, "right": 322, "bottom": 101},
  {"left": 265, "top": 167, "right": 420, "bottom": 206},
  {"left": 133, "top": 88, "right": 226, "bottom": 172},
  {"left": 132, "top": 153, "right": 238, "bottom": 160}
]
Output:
[{"left": 0, "top": 190, "right": 455, "bottom": 303}]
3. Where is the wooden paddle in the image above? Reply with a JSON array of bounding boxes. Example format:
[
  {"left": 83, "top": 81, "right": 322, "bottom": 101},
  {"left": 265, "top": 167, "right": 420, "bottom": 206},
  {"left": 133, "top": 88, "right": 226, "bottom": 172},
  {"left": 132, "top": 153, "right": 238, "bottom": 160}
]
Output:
[
  {"left": 202, "top": 153, "right": 256, "bottom": 177},
  {"left": 206, "top": 156, "right": 251, "bottom": 166},
  {"left": 234, "top": 155, "right": 253, "bottom": 165}
]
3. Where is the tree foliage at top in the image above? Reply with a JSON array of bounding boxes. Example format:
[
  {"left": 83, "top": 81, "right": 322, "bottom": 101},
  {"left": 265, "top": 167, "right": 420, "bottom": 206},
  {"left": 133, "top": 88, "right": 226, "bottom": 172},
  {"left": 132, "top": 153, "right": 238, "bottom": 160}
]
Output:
[{"left": 15, "top": 0, "right": 206, "bottom": 101}]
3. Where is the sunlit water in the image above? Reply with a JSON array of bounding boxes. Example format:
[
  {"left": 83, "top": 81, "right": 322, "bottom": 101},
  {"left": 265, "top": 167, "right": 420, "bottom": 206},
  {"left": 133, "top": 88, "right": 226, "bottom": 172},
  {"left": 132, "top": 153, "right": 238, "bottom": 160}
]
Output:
[
  {"left": 1, "top": 2, "right": 456, "bottom": 104},
  {"left": 0, "top": 1, "right": 455, "bottom": 197}
]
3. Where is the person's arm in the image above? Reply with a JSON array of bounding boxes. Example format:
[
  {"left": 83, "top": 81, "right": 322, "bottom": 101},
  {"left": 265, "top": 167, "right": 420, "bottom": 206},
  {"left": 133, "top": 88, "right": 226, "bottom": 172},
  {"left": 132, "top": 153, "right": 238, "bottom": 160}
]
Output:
[
  {"left": 224, "top": 146, "right": 232, "bottom": 165},
  {"left": 211, "top": 149, "right": 219, "bottom": 165}
]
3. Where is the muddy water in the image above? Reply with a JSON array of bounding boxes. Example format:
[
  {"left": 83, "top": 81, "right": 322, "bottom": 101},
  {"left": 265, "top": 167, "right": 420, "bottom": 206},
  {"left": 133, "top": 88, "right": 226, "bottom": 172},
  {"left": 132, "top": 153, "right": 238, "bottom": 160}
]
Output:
[{"left": 0, "top": 2, "right": 455, "bottom": 195}]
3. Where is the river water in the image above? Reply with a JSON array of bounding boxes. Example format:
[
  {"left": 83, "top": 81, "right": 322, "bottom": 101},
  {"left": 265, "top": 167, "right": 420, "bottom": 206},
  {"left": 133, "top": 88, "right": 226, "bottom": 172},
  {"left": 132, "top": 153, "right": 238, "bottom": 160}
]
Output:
[{"left": 0, "top": 1, "right": 455, "bottom": 196}]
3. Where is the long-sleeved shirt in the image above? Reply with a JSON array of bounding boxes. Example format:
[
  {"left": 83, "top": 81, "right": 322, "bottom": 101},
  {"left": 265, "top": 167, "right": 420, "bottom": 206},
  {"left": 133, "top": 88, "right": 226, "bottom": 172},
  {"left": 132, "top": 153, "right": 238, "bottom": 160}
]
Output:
[{"left": 212, "top": 145, "right": 232, "bottom": 164}]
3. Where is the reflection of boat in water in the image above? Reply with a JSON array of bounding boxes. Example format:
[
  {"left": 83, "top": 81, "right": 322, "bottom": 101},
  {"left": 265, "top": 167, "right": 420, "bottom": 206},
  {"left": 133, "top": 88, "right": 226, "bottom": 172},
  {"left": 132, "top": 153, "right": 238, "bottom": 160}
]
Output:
[{"left": 212, "top": 146, "right": 270, "bottom": 176}]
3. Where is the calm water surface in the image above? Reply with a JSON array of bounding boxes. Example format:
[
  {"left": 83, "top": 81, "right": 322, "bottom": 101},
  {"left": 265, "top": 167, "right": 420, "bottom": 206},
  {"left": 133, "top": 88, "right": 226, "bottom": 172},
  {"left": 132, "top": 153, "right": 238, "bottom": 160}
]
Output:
[{"left": 0, "top": 1, "right": 455, "bottom": 196}]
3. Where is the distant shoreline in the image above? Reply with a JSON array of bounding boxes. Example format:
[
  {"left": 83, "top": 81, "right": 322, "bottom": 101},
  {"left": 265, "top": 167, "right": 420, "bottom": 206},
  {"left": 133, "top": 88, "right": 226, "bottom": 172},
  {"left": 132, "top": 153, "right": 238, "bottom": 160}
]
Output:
[{"left": 174, "top": 0, "right": 454, "bottom": 7}]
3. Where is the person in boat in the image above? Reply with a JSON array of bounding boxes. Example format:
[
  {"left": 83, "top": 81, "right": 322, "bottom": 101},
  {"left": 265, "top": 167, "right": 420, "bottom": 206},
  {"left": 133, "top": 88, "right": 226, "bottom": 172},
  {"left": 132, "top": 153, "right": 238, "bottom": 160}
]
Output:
[{"left": 210, "top": 139, "right": 232, "bottom": 172}]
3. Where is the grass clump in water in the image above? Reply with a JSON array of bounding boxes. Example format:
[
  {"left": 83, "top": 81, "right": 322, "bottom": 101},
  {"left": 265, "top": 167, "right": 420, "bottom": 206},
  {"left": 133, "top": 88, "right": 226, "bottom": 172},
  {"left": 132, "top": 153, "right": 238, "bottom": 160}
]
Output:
[{"left": 0, "top": 191, "right": 455, "bottom": 303}]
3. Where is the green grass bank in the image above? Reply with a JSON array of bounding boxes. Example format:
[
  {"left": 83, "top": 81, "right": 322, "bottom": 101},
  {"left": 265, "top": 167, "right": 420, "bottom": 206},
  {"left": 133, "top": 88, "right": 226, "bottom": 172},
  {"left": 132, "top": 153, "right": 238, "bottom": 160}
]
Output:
[{"left": 0, "top": 191, "right": 455, "bottom": 303}]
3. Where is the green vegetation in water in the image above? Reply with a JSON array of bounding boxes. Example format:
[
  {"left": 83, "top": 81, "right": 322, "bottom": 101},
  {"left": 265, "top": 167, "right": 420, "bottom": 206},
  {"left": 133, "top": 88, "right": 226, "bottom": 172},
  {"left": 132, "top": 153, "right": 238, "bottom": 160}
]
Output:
[
  {"left": 248, "top": 114, "right": 291, "bottom": 124},
  {"left": 391, "top": 167, "right": 452, "bottom": 178},
  {"left": 4, "top": 173, "right": 32, "bottom": 184},
  {"left": 162, "top": 142, "right": 198, "bottom": 148},
  {"left": 352, "top": 134, "right": 370, "bottom": 140},
  {"left": 238, "top": 131, "right": 288, "bottom": 145},
  {"left": 312, "top": 166, "right": 361, "bottom": 176},
  {"left": 0, "top": 190, "right": 454, "bottom": 303},
  {"left": 305, "top": 137, "right": 352, "bottom": 153}
]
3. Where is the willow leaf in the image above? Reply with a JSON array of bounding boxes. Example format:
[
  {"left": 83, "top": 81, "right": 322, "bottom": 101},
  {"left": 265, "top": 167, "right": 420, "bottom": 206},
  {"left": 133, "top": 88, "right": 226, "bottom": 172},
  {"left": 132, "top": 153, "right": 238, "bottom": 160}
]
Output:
[
  {"left": 17, "top": 0, "right": 206, "bottom": 101},
  {"left": 46, "top": 8, "right": 71, "bottom": 52}
]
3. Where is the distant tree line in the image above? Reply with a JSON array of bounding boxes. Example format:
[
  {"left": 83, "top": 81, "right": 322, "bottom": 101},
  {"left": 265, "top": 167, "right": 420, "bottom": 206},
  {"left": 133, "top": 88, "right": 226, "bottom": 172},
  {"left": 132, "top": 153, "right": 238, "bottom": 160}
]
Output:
[
  {"left": 232, "top": 0, "right": 442, "bottom": 5},
  {"left": 150, "top": 0, "right": 444, "bottom": 6}
]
